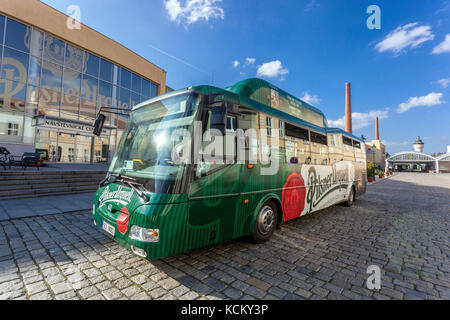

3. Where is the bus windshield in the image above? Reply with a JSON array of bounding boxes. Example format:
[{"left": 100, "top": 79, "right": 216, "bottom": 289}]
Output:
[{"left": 108, "top": 92, "right": 199, "bottom": 194}]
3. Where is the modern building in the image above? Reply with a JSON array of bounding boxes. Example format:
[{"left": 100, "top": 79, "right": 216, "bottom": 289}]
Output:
[
  {"left": 0, "top": 0, "right": 167, "bottom": 163},
  {"left": 365, "top": 117, "right": 386, "bottom": 170}
]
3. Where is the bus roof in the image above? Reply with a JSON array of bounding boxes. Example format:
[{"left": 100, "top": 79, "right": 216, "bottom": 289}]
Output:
[
  {"left": 148, "top": 79, "right": 363, "bottom": 143},
  {"left": 226, "top": 78, "right": 326, "bottom": 123}
]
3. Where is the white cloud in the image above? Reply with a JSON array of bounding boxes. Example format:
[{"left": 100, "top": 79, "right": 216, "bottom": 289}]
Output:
[
  {"left": 432, "top": 34, "right": 450, "bottom": 54},
  {"left": 397, "top": 92, "right": 444, "bottom": 113},
  {"left": 245, "top": 57, "right": 256, "bottom": 65},
  {"left": 164, "top": 0, "right": 224, "bottom": 25},
  {"left": 233, "top": 60, "right": 240, "bottom": 68},
  {"left": 438, "top": 78, "right": 450, "bottom": 88},
  {"left": 300, "top": 92, "right": 320, "bottom": 105},
  {"left": 375, "top": 23, "right": 434, "bottom": 54},
  {"left": 304, "top": 0, "right": 319, "bottom": 12},
  {"left": 256, "top": 60, "right": 289, "bottom": 79},
  {"left": 328, "top": 108, "right": 389, "bottom": 131}
]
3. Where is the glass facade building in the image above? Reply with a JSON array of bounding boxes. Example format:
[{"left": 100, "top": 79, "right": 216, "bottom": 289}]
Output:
[{"left": 0, "top": 14, "right": 161, "bottom": 163}]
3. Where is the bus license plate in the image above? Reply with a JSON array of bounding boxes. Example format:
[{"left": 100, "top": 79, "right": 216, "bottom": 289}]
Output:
[{"left": 102, "top": 221, "right": 115, "bottom": 237}]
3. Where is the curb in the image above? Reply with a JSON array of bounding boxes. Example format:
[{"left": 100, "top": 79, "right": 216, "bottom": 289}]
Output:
[
  {"left": 0, "top": 209, "right": 91, "bottom": 222},
  {"left": 367, "top": 173, "right": 397, "bottom": 186}
]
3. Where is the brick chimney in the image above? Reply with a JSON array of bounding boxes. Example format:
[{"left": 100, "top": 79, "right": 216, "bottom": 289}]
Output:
[
  {"left": 375, "top": 117, "right": 380, "bottom": 140},
  {"left": 345, "top": 83, "right": 352, "bottom": 134}
]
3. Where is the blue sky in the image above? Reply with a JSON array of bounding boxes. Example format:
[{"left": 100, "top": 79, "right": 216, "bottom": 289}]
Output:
[{"left": 43, "top": 0, "right": 450, "bottom": 154}]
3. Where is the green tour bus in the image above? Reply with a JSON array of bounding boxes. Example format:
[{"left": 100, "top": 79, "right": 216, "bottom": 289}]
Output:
[{"left": 92, "top": 78, "right": 367, "bottom": 260}]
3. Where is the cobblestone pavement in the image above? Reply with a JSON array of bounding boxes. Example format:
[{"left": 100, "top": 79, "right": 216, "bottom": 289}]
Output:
[{"left": 1, "top": 173, "right": 449, "bottom": 300}]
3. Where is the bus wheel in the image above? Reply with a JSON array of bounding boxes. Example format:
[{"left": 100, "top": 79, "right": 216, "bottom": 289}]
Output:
[
  {"left": 345, "top": 186, "right": 355, "bottom": 207},
  {"left": 253, "top": 201, "right": 278, "bottom": 244}
]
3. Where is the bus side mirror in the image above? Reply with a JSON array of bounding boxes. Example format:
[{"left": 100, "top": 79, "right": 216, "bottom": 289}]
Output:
[
  {"left": 93, "top": 114, "right": 106, "bottom": 136},
  {"left": 210, "top": 105, "right": 227, "bottom": 135}
]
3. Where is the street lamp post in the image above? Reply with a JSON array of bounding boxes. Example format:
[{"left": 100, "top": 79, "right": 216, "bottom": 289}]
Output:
[{"left": 372, "top": 144, "right": 376, "bottom": 179}]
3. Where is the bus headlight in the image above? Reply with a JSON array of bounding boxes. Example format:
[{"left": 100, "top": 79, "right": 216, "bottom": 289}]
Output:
[{"left": 129, "top": 226, "right": 160, "bottom": 243}]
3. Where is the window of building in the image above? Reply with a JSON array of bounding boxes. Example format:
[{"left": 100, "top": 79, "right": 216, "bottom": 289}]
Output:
[
  {"left": 150, "top": 82, "right": 158, "bottom": 97},
  {"left": 343, "top": 136, "right": 353, "bottom": 146},
  {"left": 65, "top": 44, "right": 83, "bottom": 72},
  {"left": 141, "top": 79, "right": 151, "bottom": 97},
  {"left": 1, "top": 47, "right": 29, "bottom": 82},
  {"left": 100, "top": 59, "right": 113, "bottom": 83},
  {"left": 81, "top": 74, "right": 98, "bottom": 103},
  {"left": 119, "top": 87, "right": 131, "bottom": 113},
  {"left": 68, "top": 148, "right": 75, "bottom": 162},
  {"left": 98, "top": 80, "right": 113, "bottom": 100},
  {"left": 0, "top": 15, "right": 4, "bottom": 45},
  {"left": 98, "top": 80, "right": 113, "bottom": 103},
  {"left": 130, "top": 92, "right": 140, "bottom": 108},
  {"left": 329, "top": 135, "right": 336, "bottom": 147},
  {"left": 7, "top": 123, "right": 19, "bottom": 136},
  {"left": 120, "top": 68, "right": 131, "bottom": 89},
  {"left": 41, "top": 60, "right": 63, "bottom": 92},
  {"left": 63, "top": 69, "right": 82, "bottom": 96},
  {"left": 310, "top": 131, "right": 327, "bottom": 145},
  {"left": 60, "top": 94, "right": 79, "bottom": 120},
  {"left": 84, "top": 52, "right": 99, "bottom": 78},
  {"left": 131, "top": 73, "right": 141, "bottom": 93},
  {"left": 39, "top": 87, "right": 61, "bottom": 117},
  {"left": 5, "top": 18, "right": 30, "bottom": 53},
  {"left": 279, "top": 120, "right": 284, "bottom": 138},
  {"left": 285, "top": 123, "right": 309, "bottom": 141},
  {"left": 96, "top": 150, "right": 102, "bottom": 162},
  {"left": 266, "top": 117, "right": 272, "bottom": 137},
  {"left": 1, "top": 79, "right": 27, "bottom": 112},
  {"left": 352, "top": 140, "right": 361, "bottom": 149},
  {"left": 43, "top": 34, "right": 65, "bottom": 65}
]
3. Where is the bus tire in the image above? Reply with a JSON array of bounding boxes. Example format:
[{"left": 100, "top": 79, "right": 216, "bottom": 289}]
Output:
[
  {"left": 345, "top": 186, "right": 355, "bottom": 207},
  {"left": 252, "top": 200, "right": 278, "bottom": 244}
]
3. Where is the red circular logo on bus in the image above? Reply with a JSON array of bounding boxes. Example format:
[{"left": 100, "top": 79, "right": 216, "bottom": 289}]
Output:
[
  {"left": 282, "top": 172, "right": 306, "bottom": 222},
  {"left": 116, "top": 207, "right": 129, "bottom": 235}
]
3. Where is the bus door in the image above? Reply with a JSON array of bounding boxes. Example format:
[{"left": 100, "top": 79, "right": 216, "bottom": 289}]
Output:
[{"left": 187, "top": 111, "right": 242, "bottom": 251}]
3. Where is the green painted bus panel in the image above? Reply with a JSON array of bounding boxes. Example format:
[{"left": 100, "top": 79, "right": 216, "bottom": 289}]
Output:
[{"left": 188, "top": 164, "right": 242, "bottom": 247}]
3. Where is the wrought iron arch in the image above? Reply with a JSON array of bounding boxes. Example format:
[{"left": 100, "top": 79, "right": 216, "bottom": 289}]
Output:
[
  {"left": 387, "top": 152, "right": 436, "bottom": 163},
  {"left": 437, "top": 153, "right": 450, "bottom": 162}
]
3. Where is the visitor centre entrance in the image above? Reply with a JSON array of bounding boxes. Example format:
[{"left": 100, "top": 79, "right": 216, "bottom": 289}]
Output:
[
  {"left": 34, "top": 116, "right": 115, "bottom": 164},
  {"left": 386, "top": 152, "right": 436, "bottom": 173}
]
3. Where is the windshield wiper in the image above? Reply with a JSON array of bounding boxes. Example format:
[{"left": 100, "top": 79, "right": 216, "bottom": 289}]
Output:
[
  {"left": 123, "top": 180, "right": 151, "bottom": 203},
  {"left": 105, "top": 173, "right": 151, "bottom": 203}
]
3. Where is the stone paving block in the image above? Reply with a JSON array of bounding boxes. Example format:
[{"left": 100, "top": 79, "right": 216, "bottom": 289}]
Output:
[
  {"left": 50, "top": 282, "right": 72, "bottom": 295},
  {"left": 170, "top": 285, "right": 190, "bottom": 297},
  {"left": 25, "top": 281, "right": 48, "bottom": 296},
  {"left": 29, "top": 291, "right": 53, "bottom": 300},
  {"left": 179, "top": 291, "right": 200, "bottom": 300}
]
